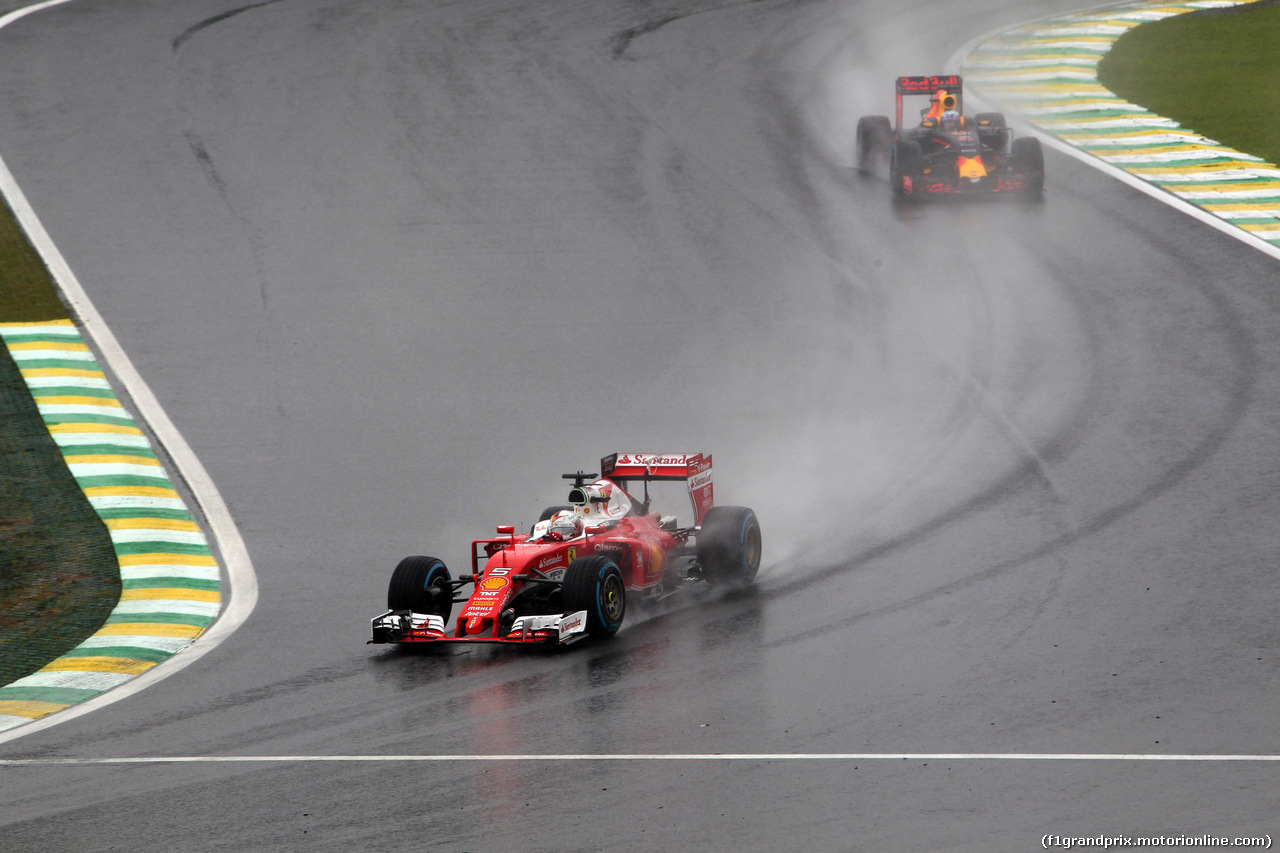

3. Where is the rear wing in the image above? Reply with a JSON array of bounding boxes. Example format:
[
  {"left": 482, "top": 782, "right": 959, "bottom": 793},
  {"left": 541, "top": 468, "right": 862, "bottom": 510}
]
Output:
[
  {"left": 601, "top": 453, "right": 714, "bottom": 525},
  {"left": 895, "top": 74, "right": 962, "bottom": 129}
]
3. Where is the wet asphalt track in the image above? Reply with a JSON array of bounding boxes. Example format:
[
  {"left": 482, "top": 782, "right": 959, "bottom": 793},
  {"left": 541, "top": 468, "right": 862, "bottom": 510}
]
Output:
[{"left": 1, "top": 0, "right": 1278, "bottom": 849}]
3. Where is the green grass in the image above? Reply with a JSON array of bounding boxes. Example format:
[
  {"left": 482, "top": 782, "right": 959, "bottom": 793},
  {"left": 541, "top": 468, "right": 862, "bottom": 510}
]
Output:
[
  {"left": 1098, "top": 1, "right": 1280, "bottom": 167},
  {"left": 0, "top": 346, "right": 120, "bottom": 685},
  {"left": 0, "top": 195, "right": 72, "bottom": 321},
  {"left": 0, "top": 195, "right": 121, "bottom": 686}
]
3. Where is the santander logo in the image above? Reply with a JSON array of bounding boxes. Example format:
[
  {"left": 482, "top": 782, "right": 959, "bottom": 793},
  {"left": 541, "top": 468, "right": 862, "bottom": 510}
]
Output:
[{"left": 618, "top": 454, "right": 688, "bottom": 467}]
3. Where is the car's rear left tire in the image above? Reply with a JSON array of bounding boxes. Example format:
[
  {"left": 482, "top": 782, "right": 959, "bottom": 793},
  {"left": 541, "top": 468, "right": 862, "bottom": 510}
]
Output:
[
  {"left": 563, "top": 555, "right": 625, "bottom": 638},
  {"left": 975, "top": 112, "right": 1009, "bottom": 152},
  {"left": 538, "top": 504, "right": 573, "bottom": 523},
  {"left": 698, "top": 506, "right": 762, "bottom": 585},
  {"left": 387, "top": 556, "right": 453, "bottom": 622}
]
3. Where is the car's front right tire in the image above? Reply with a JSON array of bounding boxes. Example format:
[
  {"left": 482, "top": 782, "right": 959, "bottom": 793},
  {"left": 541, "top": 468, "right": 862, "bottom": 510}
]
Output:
[
  {"left": 387, "top": 555, "right": 452, "bottom": 622},
  {"left": 890, "top": 139, "right": 922, "bottom": 197},
  {"left": 856, "top": 115, "right": 892, "bottom": 173}
]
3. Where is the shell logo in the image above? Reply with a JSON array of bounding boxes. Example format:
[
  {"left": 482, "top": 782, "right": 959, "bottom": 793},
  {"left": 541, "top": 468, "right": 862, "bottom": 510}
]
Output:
[{"left": 480, "top": 576, "right": 509, "bottom": 592}]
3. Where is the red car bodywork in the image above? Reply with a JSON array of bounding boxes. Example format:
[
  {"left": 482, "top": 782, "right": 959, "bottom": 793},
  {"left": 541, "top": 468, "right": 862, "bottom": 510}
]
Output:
[{"left": 370, "top": 453, "right": 755, "bottom": 647}]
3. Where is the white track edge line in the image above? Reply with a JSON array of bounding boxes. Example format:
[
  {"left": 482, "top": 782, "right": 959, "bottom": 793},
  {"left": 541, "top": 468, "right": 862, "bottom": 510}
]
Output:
[
  {"left": 946, "top": 3, "right": 1280, "bottom": 265},
  {"left": 0, "top": 0, "right": 258, "bottom": 746},
  {"left": 1, "top": 753, "right": 1278, "bottom": 764}
]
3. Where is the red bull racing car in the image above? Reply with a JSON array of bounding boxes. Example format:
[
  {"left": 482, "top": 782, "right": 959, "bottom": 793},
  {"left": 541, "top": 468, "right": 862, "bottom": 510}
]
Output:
[
  {"left": 369, "top": 453, "right": 762, "bottom": 647},
  {"left": 856, "top": 74, "right": 1044, "bottom": 198}
]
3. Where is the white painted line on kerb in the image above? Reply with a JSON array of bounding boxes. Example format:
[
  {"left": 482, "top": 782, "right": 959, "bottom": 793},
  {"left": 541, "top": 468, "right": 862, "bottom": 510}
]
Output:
[
  {"left": 2, "top": 753, "right": 1279, "bottom": 765},
  {"left": 0, "top": 0, "right": 259, "bottom": 745}
]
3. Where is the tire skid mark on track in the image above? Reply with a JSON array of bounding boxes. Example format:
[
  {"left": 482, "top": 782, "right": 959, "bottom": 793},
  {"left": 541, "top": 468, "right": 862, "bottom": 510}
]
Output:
[
  {"left": 0, "top": 321, "right": 221, "bottom": 732},
  {"left": 963, "top": 0, "right": 1280, "bottom": 249},
  {"left": 171, "top": 0, "right": 288, "bottom": 53},
  {"left": 766, "top": 252, "right": 1256, "bottom": 648},
  {"left": 769, "top": 280, "right": 1255, "bottom": 650}
]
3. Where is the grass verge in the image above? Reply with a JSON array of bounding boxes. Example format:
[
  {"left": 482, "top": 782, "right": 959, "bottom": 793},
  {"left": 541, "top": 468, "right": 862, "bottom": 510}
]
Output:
[
  {"left": 0, "top": 194, "right": 121, "bottom": 686},
  {"left": 1098, "top": 1, "right": 1280, "bottom": 168}
]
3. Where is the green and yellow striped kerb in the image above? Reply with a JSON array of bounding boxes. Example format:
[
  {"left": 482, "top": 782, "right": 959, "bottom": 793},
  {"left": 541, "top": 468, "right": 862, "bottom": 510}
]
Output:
[{"left": 0, "top": 320, "right": 221, "bottom": 730}]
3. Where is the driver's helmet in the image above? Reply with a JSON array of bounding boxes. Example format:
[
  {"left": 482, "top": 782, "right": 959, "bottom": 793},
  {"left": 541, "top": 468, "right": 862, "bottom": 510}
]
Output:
[
  {"left": 547, "top": 509, "right": 582, "bottom": 540},
  {"left": 940, "top": 109, "right": 961, "bottom": 129}
]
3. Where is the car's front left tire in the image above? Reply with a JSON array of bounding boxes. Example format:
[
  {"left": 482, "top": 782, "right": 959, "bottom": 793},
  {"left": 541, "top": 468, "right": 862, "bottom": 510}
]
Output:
[{"left": 1012, "top": 137, "right": 1045, "bottom": 193}]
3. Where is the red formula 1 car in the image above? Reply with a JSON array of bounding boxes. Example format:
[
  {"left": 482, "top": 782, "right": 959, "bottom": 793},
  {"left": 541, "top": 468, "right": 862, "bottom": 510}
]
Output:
[
  {"left": 369, "top": 453, "right": 762, "bottom": 647},
  {"left": 856, "top": 74, "right": 1044, "bottom": 198}
]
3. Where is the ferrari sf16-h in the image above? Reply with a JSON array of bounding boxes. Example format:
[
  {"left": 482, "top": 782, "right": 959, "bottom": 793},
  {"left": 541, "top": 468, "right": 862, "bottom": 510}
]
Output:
[
  {"left": 369, "top": 453, "right": 762, "bottom": 647},
  {"left": 857, "top": 74, "right": 1044, "bottom": 198}
]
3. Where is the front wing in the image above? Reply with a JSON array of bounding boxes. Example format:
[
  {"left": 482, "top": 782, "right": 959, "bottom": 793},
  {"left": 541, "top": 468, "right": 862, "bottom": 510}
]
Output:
[
  {"left": 905, "top": 168, "right": 1036, "bottom": 195},
  {"left": 369, "top": 609, "right": 590, "bottom": 646}
]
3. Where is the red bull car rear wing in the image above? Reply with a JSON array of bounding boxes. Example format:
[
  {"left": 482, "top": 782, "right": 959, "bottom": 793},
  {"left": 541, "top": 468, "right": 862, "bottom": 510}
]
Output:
[{"left": 896, "top": 74, "right": 963, "bottom": 129}]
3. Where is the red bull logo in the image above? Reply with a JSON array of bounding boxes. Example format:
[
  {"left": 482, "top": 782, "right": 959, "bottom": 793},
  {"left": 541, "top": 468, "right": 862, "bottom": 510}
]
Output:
[{"left": 958, "top": 156, "right": 987, "bottom": 180}]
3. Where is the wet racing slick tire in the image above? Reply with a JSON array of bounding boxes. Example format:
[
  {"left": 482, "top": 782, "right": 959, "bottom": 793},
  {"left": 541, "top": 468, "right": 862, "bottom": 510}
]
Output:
[
  {"left": 974, "top": 111, "right": 1006, "bottom": 129},
  {"left": 890, "top": 139, "right": 923, "bottom": 197},
  {"left": 538, "top": 504, "right": 573, "bottom": 523},
  {"left": 974, "top": 112, "right": 1009, "bottom": 152},
  {"left": 562, "top": 555, "right": 625, "bottom": 638},
  {"left": 697, "top": 506, "right": 762, "bottom": 585},
  {"left": 856, "top": 115, "right": 892, "bottom": 173},
  {"left": 387, "top": 555, "right": 453, "bottom": 622},
  {"left": 1012, "top": 136, "right": 1045, "bottom": 194}
]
